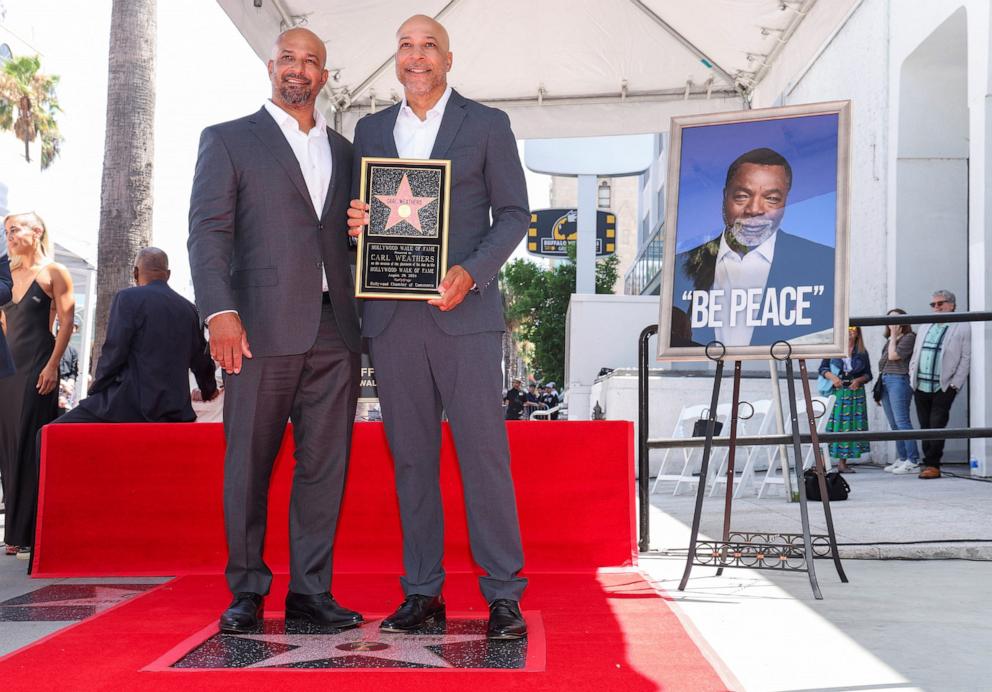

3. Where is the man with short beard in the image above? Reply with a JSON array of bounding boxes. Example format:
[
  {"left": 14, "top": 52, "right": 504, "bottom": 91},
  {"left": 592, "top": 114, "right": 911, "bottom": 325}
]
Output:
[
  {"left": 188, "top": 27, "right": 363, "bottom": 634},
  {"left": 671, "top": 147, "right": 834, "bottom": 347},
  {"left": 346, "top": 14, "right": 529, "bottom": 640}
]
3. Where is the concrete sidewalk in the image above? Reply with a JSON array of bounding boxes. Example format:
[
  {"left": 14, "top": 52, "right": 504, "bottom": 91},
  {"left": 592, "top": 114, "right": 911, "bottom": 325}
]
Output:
[
  {"left": 640, "top": 504, "right": 991, "bottom": 692},
  {"left": 647, "top": 462, "right": 992, "bottom": 559}
]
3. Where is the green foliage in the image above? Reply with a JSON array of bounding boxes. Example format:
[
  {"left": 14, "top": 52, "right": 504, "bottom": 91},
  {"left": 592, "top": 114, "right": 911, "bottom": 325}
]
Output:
[
  {"left": 501, "top": 244, "right": 620, "bottom": 388},
  {"left": 0, "top": 55, "right": 64, "bottom": 169}
]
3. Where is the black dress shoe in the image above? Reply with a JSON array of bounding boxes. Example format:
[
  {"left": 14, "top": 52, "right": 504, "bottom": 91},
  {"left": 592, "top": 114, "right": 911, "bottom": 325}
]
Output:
[
  {"left": 285, "top": 592, "right": 364, "bottom": 629},
  {"left": 380, "top": 594, "right": 445, "bottom": 632},
  {"left": 219, "top": 592, "right": 263, "bottom": 633},
  {"left": 487, "top": 599, "right": 526, "bottom": 640}
]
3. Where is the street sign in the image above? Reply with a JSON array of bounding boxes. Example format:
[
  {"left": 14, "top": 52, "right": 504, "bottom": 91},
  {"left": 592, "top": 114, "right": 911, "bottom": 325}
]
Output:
[{"left": 527, "top": 208, "right": 617, "bottom": 258}]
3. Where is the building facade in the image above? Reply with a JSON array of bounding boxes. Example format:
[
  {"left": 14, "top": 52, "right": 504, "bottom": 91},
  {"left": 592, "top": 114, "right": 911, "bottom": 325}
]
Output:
[{"left": 622, "top": 0, "right": 992, "bottom": 471}]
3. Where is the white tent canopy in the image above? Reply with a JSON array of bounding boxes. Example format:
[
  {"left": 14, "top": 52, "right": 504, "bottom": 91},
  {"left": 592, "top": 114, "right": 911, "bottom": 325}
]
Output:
[{"left": 218, "top": 0, "right": 860, "bottom": 139}]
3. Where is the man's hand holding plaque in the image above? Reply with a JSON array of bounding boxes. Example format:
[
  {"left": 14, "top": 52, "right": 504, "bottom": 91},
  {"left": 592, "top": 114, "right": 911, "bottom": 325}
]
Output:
[{"left": 349, "top": 157, "right": 451, "bottom": 300}]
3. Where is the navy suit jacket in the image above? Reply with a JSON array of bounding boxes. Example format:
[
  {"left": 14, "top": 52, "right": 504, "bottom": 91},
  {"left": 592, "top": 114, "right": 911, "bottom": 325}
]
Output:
[
  {"left": 671, "top": 229, "right": 834, "bottom": 347},
  {"left": 352, "top": 89, "right": 529, "bottom": 338},
  {"left": 77, "top": 280, "right": 216, "bottom": 422},
  {"left": 0, "top": 256, "right": 14, "bottom": 378}
]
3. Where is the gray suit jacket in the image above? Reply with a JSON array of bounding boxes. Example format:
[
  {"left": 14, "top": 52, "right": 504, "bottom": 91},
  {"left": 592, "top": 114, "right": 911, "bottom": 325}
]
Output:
[
  {"left": 352, "top": 89, "right": 529, "bottom": 338},
  {"left": 188, "top": 107, "right": 361, "bottom": 356},
  {"left": 909, "top": 321, "right": 971, "bottom": 391}
]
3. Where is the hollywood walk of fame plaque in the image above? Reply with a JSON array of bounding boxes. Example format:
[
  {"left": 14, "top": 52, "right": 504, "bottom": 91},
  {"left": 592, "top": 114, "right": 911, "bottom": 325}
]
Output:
[
  {"left": 147, "top": 614, "right": 544, "bottom": 671},
  {"left": 356, "top": 157, "right": 451, "bottom": 299}
]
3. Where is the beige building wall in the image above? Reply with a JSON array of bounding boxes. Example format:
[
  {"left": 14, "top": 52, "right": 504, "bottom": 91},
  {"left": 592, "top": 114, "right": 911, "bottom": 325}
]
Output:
[{"left": 548, "top": 175, "right": 639, "bottom": 294}]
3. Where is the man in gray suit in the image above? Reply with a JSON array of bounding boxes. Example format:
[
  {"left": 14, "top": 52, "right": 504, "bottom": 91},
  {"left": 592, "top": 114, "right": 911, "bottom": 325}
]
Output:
[
  {"left": 347, "top": 14, "right": 528, "bottom": 640},
  {"left": 188, "top": 27, "right": 363, "bottom": 634}
]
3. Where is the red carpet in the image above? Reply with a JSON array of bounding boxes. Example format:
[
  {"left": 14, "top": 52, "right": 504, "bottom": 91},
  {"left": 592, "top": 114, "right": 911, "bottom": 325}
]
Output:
[
  {"left": 0, "top": 572, "right": 726, "bottom": 691},
  {"left": 34, "top": 422, "right": 636, "bottom": 576},
  {"left": 5, "top": 420, "right": 729, "bottom": 689}
]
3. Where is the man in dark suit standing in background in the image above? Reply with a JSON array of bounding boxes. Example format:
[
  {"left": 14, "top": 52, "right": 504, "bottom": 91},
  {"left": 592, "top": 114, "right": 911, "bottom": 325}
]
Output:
[
  {"left": 47, "top": 247, "right": 216, "bottom": 424},
  {"left": 188, "top": 28, "right": 363, "bottom": 634},
  {"left": 347, "top": 14, "right": 528, "bottom": 640}
]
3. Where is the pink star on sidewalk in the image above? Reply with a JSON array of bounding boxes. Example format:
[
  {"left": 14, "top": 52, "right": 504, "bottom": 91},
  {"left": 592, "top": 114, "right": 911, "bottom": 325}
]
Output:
[{"left": 374, "top": 174, "right": 435, "bottom": 233}]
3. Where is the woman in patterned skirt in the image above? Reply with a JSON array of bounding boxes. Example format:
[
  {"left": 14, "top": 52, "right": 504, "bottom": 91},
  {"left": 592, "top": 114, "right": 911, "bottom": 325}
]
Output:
[{"left": 818, "top": 326, "right": 873, "bottom": 473}]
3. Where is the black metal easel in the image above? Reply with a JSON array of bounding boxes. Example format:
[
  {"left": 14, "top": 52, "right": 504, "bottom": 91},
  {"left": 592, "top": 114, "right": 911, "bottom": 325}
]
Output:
[{"left": 677, "top": 340, "right": 848, "bottom": 599}]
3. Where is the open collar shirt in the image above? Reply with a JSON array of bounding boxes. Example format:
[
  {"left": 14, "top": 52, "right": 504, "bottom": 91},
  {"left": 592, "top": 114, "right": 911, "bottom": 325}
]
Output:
[
  {"left": 712, "top": 229, "right": 778, "bottom": 346},
  {"left": 393, "top": 86, "right": 453, "bottom": 159},
  {"left": 264, "top": 99, "right": 332, "bottom": 292}
]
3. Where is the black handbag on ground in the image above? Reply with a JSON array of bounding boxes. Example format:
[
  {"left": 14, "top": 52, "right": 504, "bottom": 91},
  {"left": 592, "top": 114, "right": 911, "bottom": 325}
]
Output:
[{"left": 804, "top": 469, "right": 850, "bottom": 501}]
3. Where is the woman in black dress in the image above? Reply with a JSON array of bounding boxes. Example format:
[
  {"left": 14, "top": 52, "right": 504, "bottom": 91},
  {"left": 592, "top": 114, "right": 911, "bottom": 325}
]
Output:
[{"left": 0, "top": 212, "right": 74, "bottom": 559}]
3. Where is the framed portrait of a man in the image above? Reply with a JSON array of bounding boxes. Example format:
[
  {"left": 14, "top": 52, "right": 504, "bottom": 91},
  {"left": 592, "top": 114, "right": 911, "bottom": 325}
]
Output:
[{"left": 657, "top": 101, "right": 851, "bottom": 361}]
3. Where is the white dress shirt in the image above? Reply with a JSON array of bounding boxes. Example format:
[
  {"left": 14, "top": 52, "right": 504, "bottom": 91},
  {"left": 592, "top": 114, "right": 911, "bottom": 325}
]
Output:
[
  {"left": 712, "top": 230, "right": 778, "bottom": 346},
  {"left": 393, "top": 86, "right": 452, "bottom": 158},
  {"left": 392, "top": 87, "right": 474, "bottom": 290},
  {"left": 207, "top": 102, "right": 333, "bottom": 325},
  {"left": 263, "top": 100, "right": 332, "bottom": 292}
]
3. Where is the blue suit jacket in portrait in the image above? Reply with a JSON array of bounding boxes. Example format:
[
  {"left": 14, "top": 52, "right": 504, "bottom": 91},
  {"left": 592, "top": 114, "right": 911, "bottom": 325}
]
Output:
[{"left": 671, "top": 229, "right": 835, "bottom": 347}]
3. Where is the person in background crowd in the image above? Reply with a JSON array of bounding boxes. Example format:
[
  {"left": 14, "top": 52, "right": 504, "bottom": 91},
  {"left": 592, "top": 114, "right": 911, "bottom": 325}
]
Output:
[
  {"left": 57, "top": 318, "right": 80, "bottom": 415},
  {"left": 908, "top": 289, "right": 971, "bottom": 479},
  {"left": 0, "top": 211, "right": 74, "bottom": 560},
  {"left": 523, "top": 383, "right": 543, "bottom": 419},
  {"left": 819, "top": 325, "right": 873, "bottom": 473},
  {"left": 878, "top": 309, "right": 920, "bottom": 474},
  {"left": 540, "top": 383, "right": 560, "bottom": 420},
  {"left": 191, "top": 366, "right": 225, "bottom": 423},
  {"left": 45, "top": 248, "right": 218, "bottom": 424},
  {"left": 503, "top": 378, "right": 526, "bottom": 420}
]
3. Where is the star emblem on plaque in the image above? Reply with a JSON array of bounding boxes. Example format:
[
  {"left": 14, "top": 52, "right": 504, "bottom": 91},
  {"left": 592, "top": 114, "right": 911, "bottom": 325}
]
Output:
[{"left": 356, "top": 157, "right": 451, "bottom": 299}]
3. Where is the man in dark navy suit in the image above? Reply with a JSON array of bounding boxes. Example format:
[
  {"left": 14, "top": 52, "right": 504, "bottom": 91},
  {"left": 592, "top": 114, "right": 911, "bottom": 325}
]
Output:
[
  {"left": 671, "top": 147, "right": 834, "bottom": 348},
  {"left": 49, "top": 247, "right": 217, "bottom": 424}
]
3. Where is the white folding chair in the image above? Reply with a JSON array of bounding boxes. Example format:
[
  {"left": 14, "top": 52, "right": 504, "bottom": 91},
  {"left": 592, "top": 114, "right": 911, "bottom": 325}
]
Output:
[
  {"left": 802, "top": 395, "right": 835, "bottom": 471},
  {"left": 530, "top": 405, "right": 560, "bottom": 420},
  {"left": 672, "top": 403, "right": 732, "bottom": 496},
  {"left": 708, "top": 399, "right": 775, "bottom": 498},
  {"left": 758, "top": 394, "right": 835, "bottom": 498},
  {"left": 650, "top": 404, "right": 708, "bottom": 495}
]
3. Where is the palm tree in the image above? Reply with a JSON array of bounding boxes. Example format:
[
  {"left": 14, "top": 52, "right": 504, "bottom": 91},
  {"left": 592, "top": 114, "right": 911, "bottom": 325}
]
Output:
[
  {"left": 0, "top": 55, "right": 63, "bottom": 169},
  {"left": 93, "top": 0, "right": 156, "bottom": 367}
]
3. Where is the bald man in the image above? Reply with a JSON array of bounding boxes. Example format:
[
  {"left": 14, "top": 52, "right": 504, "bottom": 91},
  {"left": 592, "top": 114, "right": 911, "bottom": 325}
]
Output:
[
  {"left": 347, "top": 15, "right": 529, "bottom": 640},
  {"left": 188, "top": 27, "right": 362, "bottom": 634},
  {"left": 45, "top": 247, "right": 217, "bottom": 426}
]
